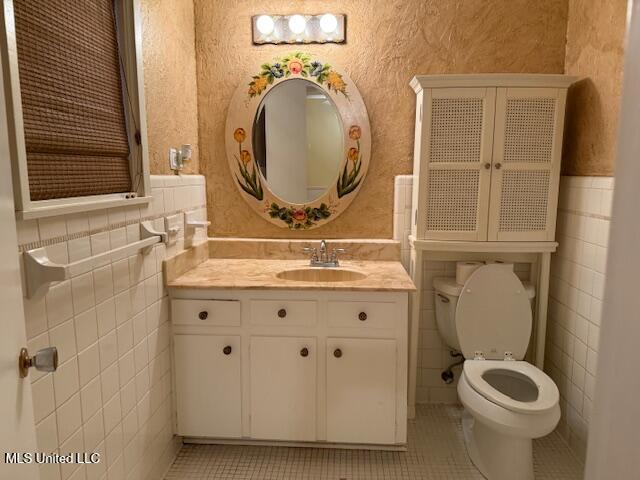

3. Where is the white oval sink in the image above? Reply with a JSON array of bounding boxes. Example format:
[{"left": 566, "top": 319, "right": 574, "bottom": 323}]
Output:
[{"left": 276, "top": 268, "right": 367, "bottom": 283}]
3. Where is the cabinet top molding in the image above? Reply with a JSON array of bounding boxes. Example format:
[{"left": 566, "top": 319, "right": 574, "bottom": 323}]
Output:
[{"left": 410, "top": 74, "right": 578, "bottom": 92}]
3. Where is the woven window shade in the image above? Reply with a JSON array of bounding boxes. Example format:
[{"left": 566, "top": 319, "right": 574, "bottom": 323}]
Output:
[{"left": 13, "top": 0, "right": 132, "bottom": 201}]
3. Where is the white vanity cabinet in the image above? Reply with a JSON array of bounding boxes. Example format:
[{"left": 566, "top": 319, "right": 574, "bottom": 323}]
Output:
[
  {"left": 410, "top": 75, "right": 575, "bottom": 242},
  {"left": 170, "top": 289, "right": 408, "bottom": 447}
]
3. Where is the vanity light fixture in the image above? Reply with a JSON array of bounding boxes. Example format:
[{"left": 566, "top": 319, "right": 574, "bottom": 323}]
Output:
[{"left": 252, "top": 14, "right": 346, "bottom": 45}]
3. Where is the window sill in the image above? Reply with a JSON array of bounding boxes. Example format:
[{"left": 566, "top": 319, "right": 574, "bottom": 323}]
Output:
[{"left": 16, "top": 195, "right": 152, "bottom": 220}]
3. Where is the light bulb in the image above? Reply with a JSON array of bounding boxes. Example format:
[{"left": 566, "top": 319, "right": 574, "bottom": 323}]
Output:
[
  {"left": 319, "top": 14, "right": 338, "bottom": 34},
  {"left": 288, "top": 15, "right": 306, "bottom": 35},
  {"left": 256, "top": 15, "right": 274, "bottom": 35}
]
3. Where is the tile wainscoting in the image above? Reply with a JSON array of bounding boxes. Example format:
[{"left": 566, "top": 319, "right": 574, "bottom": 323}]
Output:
[
  {"left": 545, "top": 176, "right": 613, "bottom": 461},
  {"left": 18, "top": 175, "right": 207, "bottom": 480}
]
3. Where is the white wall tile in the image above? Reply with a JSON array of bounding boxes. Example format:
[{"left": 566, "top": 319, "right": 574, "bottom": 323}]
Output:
[
  {"left": 49, "top": 320, "right": 77, "bottom": 364},
  {"left": 74, "top": 308, "right": 98, "bottom": 352},
  {"left": 16, "top": 174, "right": 206, "bottom": 479},
  {"left": 78, "top": 343, "right": 101, "bottom": 388},
  {"left": 53, "top": 358, "right": 80, "bottom": 407},
  {"left": 80, "top": 377, "right": 102, "bottom": 422},
  {"left": 56, "top": 393, "right": 82, "bottom": 444},
  {"left": 545, "top": 175, "right": 613, "bottom": 461}
]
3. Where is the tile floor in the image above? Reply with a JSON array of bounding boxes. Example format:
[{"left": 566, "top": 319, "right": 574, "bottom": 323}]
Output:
[{"left": 165, "top": 405, "right": 583, "bottom": 479}]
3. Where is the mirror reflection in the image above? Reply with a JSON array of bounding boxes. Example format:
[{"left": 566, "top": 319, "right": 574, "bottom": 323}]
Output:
[{"left": 253, "top": 79, "right": 344, "bottom": 204}]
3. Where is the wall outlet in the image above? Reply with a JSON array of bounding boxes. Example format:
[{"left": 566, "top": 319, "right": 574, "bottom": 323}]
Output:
[{"left": 169, "top": 148, "right": 181, "bottom": 171}]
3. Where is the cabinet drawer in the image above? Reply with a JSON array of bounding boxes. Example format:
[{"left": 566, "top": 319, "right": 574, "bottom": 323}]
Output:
[
  {"left": 250, "top": 299, "right": 317, "bottom": 326},
  {"left": 172, "top": 299, "right": 240, "bottom": 326},
  {"left": 327, "top": 301, "right": 397, "bottom": 329}
]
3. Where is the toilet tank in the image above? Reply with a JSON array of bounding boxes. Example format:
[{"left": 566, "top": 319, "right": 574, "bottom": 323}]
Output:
[
  {"left": 433, "top": 276, "right": 536, "bottom": 353},
  {"left": 433, "top": 278, "right": 463, "bottom": 351}
]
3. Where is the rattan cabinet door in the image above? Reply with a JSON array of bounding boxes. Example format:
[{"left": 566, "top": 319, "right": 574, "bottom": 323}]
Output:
[
  {"left": 418, "top": 88, "right": 495, "bottom": 241},
  {"left": 488, "top": 88, "right": 566, "bottom": 241}
]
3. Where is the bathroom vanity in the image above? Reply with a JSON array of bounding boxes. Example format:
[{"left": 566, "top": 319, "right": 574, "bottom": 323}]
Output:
[{"left": 167, "top": 257, "right": 414, "bottom": 448}]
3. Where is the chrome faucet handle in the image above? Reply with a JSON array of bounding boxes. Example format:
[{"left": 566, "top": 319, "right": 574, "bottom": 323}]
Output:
[
  {"left": 302, "top": 247, "right": 318, "bottom": 262},
  {"left": 330, "top": 248, "right": 347, "bottom": 265}
]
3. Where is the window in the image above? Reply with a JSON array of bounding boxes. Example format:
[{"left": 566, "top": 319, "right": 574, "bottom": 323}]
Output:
[{"left": 1, "top": 0, "right": 150, "bottom": 218}]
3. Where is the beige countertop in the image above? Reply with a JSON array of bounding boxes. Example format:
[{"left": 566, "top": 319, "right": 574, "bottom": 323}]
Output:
[{"left": 166, "top": 258, "right": 416, "bottom": 292}]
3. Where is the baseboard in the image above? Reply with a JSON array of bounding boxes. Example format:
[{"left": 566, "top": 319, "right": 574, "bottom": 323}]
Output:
[{"left": 182, "top": 437, "right": 407, "bottom": 452}]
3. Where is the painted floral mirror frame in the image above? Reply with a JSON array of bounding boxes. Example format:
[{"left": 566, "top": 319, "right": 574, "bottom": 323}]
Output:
[{"left": 225, "top": 52, "right": 371, "bottom": 230}]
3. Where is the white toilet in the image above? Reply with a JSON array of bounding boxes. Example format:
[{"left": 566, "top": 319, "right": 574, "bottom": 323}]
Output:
[{"left": 433, "top": 264, "right": 560, "bottom": 480}]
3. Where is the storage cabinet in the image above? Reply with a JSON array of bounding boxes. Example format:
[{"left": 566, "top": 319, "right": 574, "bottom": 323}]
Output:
[
  {"left": 173, "top": 334, "right": 242, "bottom": 438},
  {"left": 326, "top": 338, "right": 397, "bottom": 444},
  {"left": 170, "top": 290, "right": 409, "bottom": 447},
  {"left": 410, "top": 75, "right": 574, "bottom": 242},
  {"left": 250, "top": 336, "right": 317, "bottom": 441}
]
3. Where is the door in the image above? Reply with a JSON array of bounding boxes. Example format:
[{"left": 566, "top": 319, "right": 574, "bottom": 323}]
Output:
[
  {"left": 488, "top": 87, "right": 566, "bottom": 241},
  {"left": 250, "top": 336, "right": 316, "bottom": 441},
  {"left": 0, "top": 45, "right": 39, "bottom": 478},
  {"left": 326, "top": 338, "right": 397, "bottom": 444},
  {"left": 174, "top": 335, "right": 242, "bottom": 437},
  {"left": 419, "top": 87, "right": 495, "bottom": 241}
]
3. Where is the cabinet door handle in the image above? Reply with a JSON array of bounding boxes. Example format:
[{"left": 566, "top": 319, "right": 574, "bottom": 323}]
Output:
[
  {"left": 333, "top": 348, "right": 342, "bottom": 358},
  {"left": 484, "top": 162, "right": 491, "bottom": 170},
  {"left": 358, "top": 311, "right": 367, "bottom": 321},
  {"left": 198, "top": 311, "right": 208, "bottom": 320},
  {"left": 494, "top": 162, "right": 502, "bottom": 170},
  {"left": 300, "top": 347, "right": 309, "bottom": 357},
  {"left": 223, "top": 346, "right": 232, "bottom": 355},
  {"left": 277, "top": 308, "right": 287, "bottom": 318}
]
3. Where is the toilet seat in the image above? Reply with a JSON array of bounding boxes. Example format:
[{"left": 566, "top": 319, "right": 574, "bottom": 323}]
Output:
[{"left": 463, "top": 360, "right": 559, "bottom": 414}]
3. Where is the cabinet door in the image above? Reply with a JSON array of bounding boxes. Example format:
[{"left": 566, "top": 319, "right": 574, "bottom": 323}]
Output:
[
  {"left": 174, "top": 335, "right": 242, "bottom": 438},
  {"left": 250, "top": 336, "right": 316, "bottom": 441},
  {"left": 488, "top": 87, "right": 566, "bottom": 241},
  {"left": 418, "top": 87, "right": 495, "bottom": 241},
  {"left": 326, "top": 338, "right": 397, "bottom": 444}
]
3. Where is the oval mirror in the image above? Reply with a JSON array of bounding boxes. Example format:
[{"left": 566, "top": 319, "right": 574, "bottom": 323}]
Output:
[
  {"left": 225, "top": 52, "right": 370, "bottom": 230},
  {"left": 252, "top": 80, "right": 344, "bottom": 204}
]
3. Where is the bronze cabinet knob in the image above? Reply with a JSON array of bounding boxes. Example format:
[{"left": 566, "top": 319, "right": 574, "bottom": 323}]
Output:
[
  {"left": 223, "top": 346, "right": 232, "bottom": 355},
  {"left": 333, "top": 348, "right": 342, "bottom": 358},
  {"left": 300, "top": 347, "right": 309, "bottom": 357},
  {"left": 358, "top": 311, "right": 367, "bottom": 321},
  {"left": 198, "top": 311, "right": 208, "bottom": 320},
  {"left": 484, "top": 162, "right": 491, "bottom": 169},
  {"left": 277, "top": 308, "right": 287, "bottom": 318},
  {"left": 494, "top": 162, "right": 502, "bottom": 170}
]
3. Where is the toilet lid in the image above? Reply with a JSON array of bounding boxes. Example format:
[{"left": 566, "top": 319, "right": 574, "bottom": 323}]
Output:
[{"left": 455, "top": 265, "right": 532, "bottom": 360}]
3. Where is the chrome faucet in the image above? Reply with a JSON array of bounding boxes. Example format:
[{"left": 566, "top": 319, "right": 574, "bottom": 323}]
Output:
[{"left": 303, "top": 240, "right": 346, "bottom": 267}]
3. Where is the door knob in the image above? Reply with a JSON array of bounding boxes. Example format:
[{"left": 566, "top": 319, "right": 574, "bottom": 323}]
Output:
[
  {"left": 19, "top": 346, "right": 58, "bottom": 378},
  {"left": 223, "top": 346, "right": 232, "bottom": 355},
  {"left": 333, "top": 348, "right": 342, "bottom": 358},
  {"left": 300, "top": 347, "right": 309, "bottom": 357},
  {"left": 198, "top": 311, "right": 208, "bottom": 320}
]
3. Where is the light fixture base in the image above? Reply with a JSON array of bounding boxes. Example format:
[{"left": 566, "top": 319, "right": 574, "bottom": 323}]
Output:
[{"left": 251, "top": 14, "right": 346, "bottom": 45}]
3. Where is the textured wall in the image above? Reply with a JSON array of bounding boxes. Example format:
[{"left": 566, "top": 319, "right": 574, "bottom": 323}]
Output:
[
  {"left": 141, "top": 0, "right": 199, "bottom": 174},
  {"left": 562, "top": 0, "right": 628, "bottom": 176},
  {"left": 194, "top": 0, "right": 569, "bottom": 238}
]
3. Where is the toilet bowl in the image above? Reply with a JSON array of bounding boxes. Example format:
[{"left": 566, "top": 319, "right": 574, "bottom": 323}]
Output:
[{"left": 433, "top": 264, "right": 560, "bottom": 480}]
